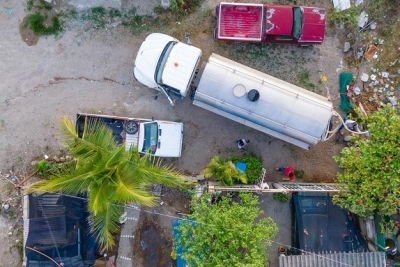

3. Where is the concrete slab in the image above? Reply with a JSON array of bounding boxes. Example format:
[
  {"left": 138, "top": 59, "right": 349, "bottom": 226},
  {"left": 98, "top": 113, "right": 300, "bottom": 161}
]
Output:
[
  {"left": 116, "top": 205, "right": 141, "bottom": 267},
  {"left": 64, "top": 0, "right": 162, "bottom": 16},
  {"left": 258, "top": 193, "right": 292, "bottom": 266},
  {"left": 68, "top": 0, "right": 122, "bottom": 10}
]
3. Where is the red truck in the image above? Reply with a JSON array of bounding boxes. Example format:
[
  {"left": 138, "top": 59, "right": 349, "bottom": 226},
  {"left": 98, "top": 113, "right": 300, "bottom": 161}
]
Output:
[{"left": 214, "top": 2, "right": 325, "bottom": 45}]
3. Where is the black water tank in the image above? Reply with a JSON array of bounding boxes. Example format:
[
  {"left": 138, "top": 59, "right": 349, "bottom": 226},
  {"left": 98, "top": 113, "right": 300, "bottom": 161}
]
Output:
[{"left": 247, "top": 89, "right": 260, "bottom": 102}]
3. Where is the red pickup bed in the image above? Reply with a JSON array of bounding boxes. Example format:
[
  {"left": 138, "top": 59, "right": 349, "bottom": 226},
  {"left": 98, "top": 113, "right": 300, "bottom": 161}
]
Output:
[{"left": 215, "top": 2, "right": 325, "bottom": 45}]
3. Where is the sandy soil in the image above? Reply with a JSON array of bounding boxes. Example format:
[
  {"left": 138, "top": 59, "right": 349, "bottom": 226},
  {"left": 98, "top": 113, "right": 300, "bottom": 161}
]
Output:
[{"left": 0, "top": 0, "right": 352, "bottom": 266}]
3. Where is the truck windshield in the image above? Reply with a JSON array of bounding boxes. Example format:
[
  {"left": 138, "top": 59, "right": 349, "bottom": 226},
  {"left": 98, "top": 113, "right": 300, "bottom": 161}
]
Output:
[
  {"left": 292, "top": 7, "right": 302, "bottom": 39},
  {"left": 155, "top": 41, "right": 177, "bottom": 84},
  {"left": 141, "top": 122, "right": 158, "bottom": 154}
]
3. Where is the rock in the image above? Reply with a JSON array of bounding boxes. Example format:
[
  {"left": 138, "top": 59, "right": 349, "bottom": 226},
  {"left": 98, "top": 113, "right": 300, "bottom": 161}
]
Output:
[
  {"left": 8, "top": 232, "right": 13, "bottom": 236},
  {"left": 8, "top": 226, "right": 13, "bottom": 231},
  {"left": 31, "top": 160, "right": 37, "bottom": 166},
  {"left": 53, "top": 156, "right": 60, "bottom": 162},
  {"left": 361, "top": 73, "right": 369, "bottom": 82},
  {"left": 370, "top": 22, "right": 377, "bottom": 30},
  {"left": 44, "top": 154, "right": 49, "bottom": 159},
  {"left": 2, "top": 204, "right": 9, "bottom": 210},
  {"left": 59, "top": 157, "right": 66, "bottom": 162},
  {"left": 343, "top": 42, "right": 351, "bottom": 53},
  {"left": 65, "top": 156, "right": 71, "bottom": 161}
]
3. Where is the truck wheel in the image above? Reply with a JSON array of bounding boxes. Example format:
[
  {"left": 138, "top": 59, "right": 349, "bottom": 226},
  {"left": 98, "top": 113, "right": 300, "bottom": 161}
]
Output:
[{"left": 125, "top": 120, "right": 139, "bottom": 134}]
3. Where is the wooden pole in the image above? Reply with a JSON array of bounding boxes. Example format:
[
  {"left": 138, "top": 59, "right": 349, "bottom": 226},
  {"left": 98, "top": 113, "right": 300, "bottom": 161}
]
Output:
[{"left": 15, "top": 171, "right": 37, "bottom": 188}]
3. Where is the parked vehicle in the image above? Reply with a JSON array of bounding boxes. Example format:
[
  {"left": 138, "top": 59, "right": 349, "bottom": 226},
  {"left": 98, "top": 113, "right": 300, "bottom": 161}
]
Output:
[
  {"left": 214, "top": 2, "right": 326, "bottom": 45},
  {"left": 133, "top": 33, "right": 334, "bottom": 150},
  {"left": 76, "top": 113, "right": 184, "bottom": 157}
]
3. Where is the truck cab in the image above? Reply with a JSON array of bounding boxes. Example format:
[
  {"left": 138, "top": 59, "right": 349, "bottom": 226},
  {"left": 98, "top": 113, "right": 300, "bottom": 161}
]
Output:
[{"left": 133, "top": 33, "right": 202, "bottom": 104}]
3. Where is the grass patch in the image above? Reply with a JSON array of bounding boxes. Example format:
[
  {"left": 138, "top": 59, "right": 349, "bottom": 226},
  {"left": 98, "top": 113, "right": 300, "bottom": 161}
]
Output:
[
  {"left": 327, "top": 6, "right": 359, "bottom": 30},
  {"left": 24, "top": 0, "right": 65, "bottom": 36},
  {"left": 24, "top": 13, "right": 63, "bottom": 36},
  {"left": 296, "top": 69, "right": 318, "bottom": 91}
]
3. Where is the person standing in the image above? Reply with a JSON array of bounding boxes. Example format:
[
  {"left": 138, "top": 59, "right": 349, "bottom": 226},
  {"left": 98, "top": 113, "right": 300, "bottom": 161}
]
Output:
[
  {"left": 275, "top": 166, "right": 295, "bottom": 181},
  {"left": 236, "top": 139, "right": 250, "bottom": 149},
  {"left": 338, "top": 116, "right": 361, "bottom": 134}
]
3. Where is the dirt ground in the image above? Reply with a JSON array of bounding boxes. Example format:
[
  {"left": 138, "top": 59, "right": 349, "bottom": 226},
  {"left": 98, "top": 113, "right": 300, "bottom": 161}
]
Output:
[{"left": 0, "top": 0, "right": 355, "bottom": 266}]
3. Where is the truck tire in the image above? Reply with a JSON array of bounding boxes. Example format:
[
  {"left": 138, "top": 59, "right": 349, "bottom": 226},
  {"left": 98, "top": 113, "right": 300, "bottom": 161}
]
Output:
[{"left": 125, "top": 120, "right": 139, "bottom": 134}]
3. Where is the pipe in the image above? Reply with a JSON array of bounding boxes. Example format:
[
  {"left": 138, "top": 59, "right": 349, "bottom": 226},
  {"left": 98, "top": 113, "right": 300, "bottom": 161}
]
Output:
[{"left": 25, "top": 246, "right": 62, "bottom": 267}]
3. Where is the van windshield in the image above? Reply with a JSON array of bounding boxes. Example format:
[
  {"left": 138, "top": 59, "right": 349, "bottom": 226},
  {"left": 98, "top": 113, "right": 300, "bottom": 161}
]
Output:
[
  {"left": 155, "top": 41, "right": 177, "bottom": 84},
  {"left": 141, "top": 122, "right": 158, "bottom": 154},
  {"left": 292, "top": 7, "right": 302, "bottom": 39}
]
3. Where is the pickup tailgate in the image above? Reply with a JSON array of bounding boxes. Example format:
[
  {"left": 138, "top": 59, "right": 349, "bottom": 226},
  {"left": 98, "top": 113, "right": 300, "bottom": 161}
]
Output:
[{"left": 216, "top": 2, "right": 264, "bottom": 42}]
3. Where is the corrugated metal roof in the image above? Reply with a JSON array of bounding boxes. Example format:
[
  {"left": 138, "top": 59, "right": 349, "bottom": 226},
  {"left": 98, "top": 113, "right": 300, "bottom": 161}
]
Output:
[{"left": 279, "top": 252, "right": 386, "bottom": 267}]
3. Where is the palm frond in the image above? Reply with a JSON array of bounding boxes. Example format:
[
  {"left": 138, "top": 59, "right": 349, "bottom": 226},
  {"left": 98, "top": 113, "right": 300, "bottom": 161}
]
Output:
[
  {"left": 27, "top": 171, "right": 93, "bottom": 194},
  {"left": 88, "top": 202, "right": 123, "bottom": 250}
]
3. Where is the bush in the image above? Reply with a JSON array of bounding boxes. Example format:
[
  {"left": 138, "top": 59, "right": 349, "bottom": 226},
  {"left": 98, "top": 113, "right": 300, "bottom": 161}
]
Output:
[
  {"left": 202, "top": 156, "right": 247, "bottom": 186},
  {"left": 273, "top": 192, "right": 289, "bottom": 202},
  {"left": 229, "top": 155, "right": 262, "bottom": 184},
  {"left": 294, "top": 170, "right": 305, "bottom": 179}
]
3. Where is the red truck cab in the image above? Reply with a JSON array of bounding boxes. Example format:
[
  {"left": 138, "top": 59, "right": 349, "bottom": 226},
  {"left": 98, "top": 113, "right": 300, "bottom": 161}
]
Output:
[{"left": 215, "top": 2, "right": 325, "bottom": 45}]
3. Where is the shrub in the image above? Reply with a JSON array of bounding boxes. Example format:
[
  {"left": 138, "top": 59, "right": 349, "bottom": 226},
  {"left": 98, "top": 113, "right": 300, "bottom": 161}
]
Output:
[
  {"left": 273, "top": 192, "right": 289, "bottom": 203},
  {"left": 294, "top": 169, "right": 305, "bottom": 179},
  {"left": 202, "top": 156, "right": 247, "bottom": 186},
  {"left": 229, "top": 155, "right": 262, "bottom": 184},
  {"left": 34, "top": 160, "right": 51, "bottom": 177}
]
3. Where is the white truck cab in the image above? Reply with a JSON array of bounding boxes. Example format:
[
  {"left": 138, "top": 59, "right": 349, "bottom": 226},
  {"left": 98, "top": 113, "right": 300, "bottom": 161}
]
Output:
[{"left": 133, "top": 33, "right": 202, "bottom": 105}]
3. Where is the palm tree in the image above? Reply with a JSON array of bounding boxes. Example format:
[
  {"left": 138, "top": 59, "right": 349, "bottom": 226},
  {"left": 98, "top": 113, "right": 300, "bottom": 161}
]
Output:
[
  {"left": 201, "top": 156, "right": 247, "bottom": 186},
  {"left": 28, "top": 116, "right": 191, "bottom": 250}
]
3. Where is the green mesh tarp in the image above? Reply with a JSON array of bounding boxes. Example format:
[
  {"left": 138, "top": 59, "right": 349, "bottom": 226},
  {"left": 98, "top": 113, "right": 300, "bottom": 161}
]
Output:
[{"left": 339, "top": 72, "right": 354, "bottom": 113}]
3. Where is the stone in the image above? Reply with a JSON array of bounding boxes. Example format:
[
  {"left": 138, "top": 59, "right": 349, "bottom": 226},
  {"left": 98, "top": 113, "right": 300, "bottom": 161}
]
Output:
[
  {"left": 343, "top": 42, "right": 351, "bottom": 53},
  {"left": 30, "top": 160, "right": 37, "bottom": 166},
  {"left": 59, "top": 157, "right": 66, "bottom": 162},
  {"left": 3, "top": 204, "right": 9, "bottom": 210},
  {"left": 370, "top": 22, "right": 377, "bottom": 30},
  {"left": 361, "top": 73, "right": 369, "bottom": 82},
  {"left": 53, "top": 156, "right": 60, "bottom": 162}
]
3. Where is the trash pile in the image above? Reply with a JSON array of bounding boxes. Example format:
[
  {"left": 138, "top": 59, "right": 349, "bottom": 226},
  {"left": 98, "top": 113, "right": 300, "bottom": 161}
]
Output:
[
  {"left": 352, "top": 70, "right": 398, "bottom": 114},
  {"left": 340, "top": 8, "right": 400, "bottom": 115}
]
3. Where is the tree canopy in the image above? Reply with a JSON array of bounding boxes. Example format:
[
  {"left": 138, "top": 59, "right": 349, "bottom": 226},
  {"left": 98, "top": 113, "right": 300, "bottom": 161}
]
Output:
[
  {"left": 28, "top": 116, "right": 190, "bottom": 249},
  {"left": 175, "top": 192, "right": 278, "bottom": 267},
  {"left": 333, "top": 106, "right": 400, "bottom": 221}
]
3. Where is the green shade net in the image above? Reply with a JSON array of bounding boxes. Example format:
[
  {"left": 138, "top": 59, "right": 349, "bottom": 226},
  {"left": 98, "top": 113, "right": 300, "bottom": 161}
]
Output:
[{"left": 339, "top": 72, "right": 354, "bottom": 113}]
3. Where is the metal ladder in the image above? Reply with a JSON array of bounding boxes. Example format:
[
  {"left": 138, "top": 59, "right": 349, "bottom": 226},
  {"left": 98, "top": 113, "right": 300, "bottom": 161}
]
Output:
[{"left": 207, "top": 168, "right": 347, "bottom": 193}]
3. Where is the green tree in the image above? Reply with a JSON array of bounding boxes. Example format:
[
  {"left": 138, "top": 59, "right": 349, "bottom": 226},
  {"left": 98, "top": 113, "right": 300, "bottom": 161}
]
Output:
[
  {"left": 175, "top": 193, "right": 278, "bottom": 267},
  {"left": 201, "top": 156, "right": 247, "bottom": 186},
  {"left": 28, "top": 116, "right": 190, "bottom": 249},
  {"left": 333, "top": 106, "right": 400, "bottom": 222}
]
